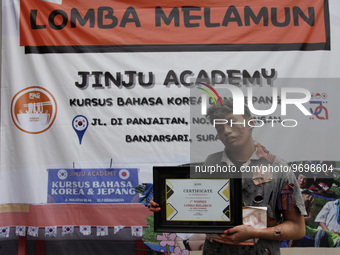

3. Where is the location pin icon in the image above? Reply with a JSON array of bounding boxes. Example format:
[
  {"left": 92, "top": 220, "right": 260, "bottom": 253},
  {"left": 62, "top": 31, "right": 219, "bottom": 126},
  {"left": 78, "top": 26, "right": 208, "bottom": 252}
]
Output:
[{"left": 72, "top": 115, "right": 89, "bottom": 144}]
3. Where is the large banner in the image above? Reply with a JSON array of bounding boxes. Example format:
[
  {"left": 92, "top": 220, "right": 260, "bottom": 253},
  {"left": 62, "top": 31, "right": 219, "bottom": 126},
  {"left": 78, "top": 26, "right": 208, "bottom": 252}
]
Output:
[{"left": 1, "top": 0, "right": 340, "bottom": 254}]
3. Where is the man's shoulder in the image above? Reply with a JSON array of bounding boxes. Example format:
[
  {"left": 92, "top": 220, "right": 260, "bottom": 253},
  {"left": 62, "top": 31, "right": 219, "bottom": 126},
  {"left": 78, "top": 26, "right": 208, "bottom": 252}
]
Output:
[
  {"left": 271, "top": 155, "right": 288, "bottom": 166},
  {"left": 324, "top": 200, "right": 337, "bottom": 207},
  {"left": 317, "top": 200, "right": 336, "bottom": 217}
]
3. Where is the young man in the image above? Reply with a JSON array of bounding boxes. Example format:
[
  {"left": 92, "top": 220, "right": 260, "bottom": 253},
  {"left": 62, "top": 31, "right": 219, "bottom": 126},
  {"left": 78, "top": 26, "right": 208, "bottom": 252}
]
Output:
[
  {"left": 288, "top": 172, "right": 316, "bottom": 247},
  {"left": 296, "top": 172, "right": 315, "bottom": 222},
  {"left": 314, "top": 198, "right": 340, "bottom": 247},
  {"left": 150, "top": 99, "right": 306, "bottom": 254}
]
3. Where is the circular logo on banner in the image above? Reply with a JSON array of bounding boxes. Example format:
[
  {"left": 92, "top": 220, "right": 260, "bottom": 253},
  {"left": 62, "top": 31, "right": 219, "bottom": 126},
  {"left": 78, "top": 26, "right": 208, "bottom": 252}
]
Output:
[
  {"left": 11, "top": 86, "right": 57, "bottom": 134},
  {"left": 57, "top": 169, "right": 68, "bottom": 180},
  {"left": 119, "top": 169, "right": 130, "bottom": 180},
  {"left": 73, "top": 116, "right": 88, "bottom": 132}
]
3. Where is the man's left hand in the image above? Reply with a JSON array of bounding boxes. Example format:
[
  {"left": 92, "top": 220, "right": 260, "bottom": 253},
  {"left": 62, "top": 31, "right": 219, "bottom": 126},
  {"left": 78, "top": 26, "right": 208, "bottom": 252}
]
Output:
[{"left": 219, "top": 225, "right": 255, "bottom": 243}]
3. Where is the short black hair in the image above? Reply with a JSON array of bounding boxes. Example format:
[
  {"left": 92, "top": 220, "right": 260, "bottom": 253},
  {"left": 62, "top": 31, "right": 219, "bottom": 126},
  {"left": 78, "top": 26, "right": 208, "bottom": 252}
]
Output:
[
  {"left": 206, "top": 98, "right": 251, "bottom": 124},
  {"left": 296, "top": 172, "right": 314, "bottom": 187}
]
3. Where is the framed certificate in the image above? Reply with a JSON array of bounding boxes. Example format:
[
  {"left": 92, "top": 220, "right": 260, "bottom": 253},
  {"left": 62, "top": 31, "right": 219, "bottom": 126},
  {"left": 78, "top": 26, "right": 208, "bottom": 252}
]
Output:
[{"left": 153, "top": 166, "right": 242, "bottom": 233}]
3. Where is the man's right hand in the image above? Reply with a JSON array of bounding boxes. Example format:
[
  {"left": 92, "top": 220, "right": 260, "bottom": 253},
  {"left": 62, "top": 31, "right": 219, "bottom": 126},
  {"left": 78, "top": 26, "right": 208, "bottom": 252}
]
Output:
[{"left": 149, "top": 199, "right": 161, "bottom": 212}]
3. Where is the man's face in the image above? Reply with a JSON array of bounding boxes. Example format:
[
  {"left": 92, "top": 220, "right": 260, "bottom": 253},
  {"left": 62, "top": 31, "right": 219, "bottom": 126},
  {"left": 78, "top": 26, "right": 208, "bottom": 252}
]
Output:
[
  {"left": 297, "top": 174, "right": 308, "bottom": 188},
  {"left": 215, "top": 113, "right": 253, "bottom": 152}
]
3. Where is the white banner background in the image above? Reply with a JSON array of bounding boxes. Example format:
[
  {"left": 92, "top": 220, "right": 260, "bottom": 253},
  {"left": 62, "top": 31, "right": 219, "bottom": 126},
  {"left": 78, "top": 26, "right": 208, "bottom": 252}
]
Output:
[{"left": 1, "top": 0, "right": 340, "bottom": 205}]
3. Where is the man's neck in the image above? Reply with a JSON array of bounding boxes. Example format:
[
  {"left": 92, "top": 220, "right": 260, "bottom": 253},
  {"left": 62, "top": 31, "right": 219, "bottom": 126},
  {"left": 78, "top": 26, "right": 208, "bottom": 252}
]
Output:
[{"left": 226, "top": 141, "right": 256, "bottom": 163}]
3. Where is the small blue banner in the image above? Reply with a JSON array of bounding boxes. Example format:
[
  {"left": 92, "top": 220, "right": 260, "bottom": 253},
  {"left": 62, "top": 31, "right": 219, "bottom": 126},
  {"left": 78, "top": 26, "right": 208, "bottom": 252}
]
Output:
[{"left": 47, "top": 168, "right": 139, "bottom": 204}]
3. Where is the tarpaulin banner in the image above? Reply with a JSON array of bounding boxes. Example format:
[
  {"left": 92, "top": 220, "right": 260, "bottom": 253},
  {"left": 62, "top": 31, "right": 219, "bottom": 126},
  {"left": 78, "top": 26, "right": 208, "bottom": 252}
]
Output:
[
  {"left": 47, "top": 168, "right": 139, "bottom": 203},
  {"left": 1, "top": 0, "right": 340, "bottom": 254},
  {"left": 20, "top": 0, "right": 330, "bottom": 52}
]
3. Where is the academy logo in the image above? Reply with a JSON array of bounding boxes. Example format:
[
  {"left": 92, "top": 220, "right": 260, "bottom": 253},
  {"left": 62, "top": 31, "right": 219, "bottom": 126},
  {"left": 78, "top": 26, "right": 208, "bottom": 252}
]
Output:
[
  {"left": 57, "top": 169, "right": 68, "bottom": 180},
  {"left": 119, "top": 169, "right": 130, "bottom": 180},
  {"left": 11, "top": 86, "right": 57, "bottom": 134},
  {"left": 309, "top": 92, "right": 329, "bottom": 120},
  {"left": 197, "top": 82, "right": 223, "bottom": 115}
]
